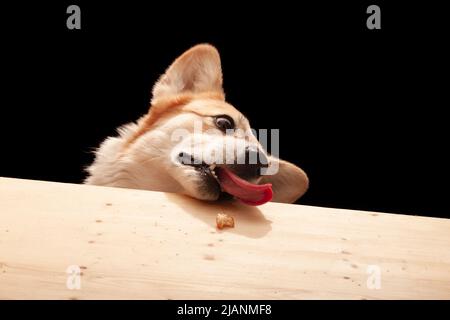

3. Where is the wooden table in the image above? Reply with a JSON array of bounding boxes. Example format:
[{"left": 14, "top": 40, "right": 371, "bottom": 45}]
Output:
[{"left": 1, "top": 177, "right": 449, "bottom": 299}]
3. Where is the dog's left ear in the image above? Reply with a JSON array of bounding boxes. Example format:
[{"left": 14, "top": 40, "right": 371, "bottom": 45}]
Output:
[
  {"left": 152, "top": 44, "right": 224, "bottom": 103},
  {"left": 260, "top": 157, "right": 309, "bottom": 203}
]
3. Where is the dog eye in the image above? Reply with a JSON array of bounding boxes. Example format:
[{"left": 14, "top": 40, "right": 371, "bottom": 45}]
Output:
[{"left": 214, "top": 115, "right": 235, "bottom": 132}]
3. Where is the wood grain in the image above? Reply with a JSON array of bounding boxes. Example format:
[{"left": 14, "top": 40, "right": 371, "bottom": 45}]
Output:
[{"left": 1, "top": 177, "right": 449, "bottom": 299}]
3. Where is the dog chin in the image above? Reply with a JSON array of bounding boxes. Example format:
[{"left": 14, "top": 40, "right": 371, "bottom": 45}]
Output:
[{"left": 177, "top": 168, "right": 221, "bottom": 201}]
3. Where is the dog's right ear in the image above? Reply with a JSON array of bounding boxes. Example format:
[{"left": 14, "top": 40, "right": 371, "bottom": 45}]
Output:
[
  {"left": 260, "top": 156, "right": 309, "bottom": 204},
  {"left": 152, "top": 44, "right": 224, "bottom": 103}
]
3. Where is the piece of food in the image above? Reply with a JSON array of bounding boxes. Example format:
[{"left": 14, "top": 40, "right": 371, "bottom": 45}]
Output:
[{"left": 216, "top": 213, "right": 235, "bottom": 229}]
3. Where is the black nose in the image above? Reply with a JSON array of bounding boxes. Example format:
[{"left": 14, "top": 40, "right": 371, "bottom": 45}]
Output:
[{"left": 178, "top": 152, "right": 204, "bottom": 167}]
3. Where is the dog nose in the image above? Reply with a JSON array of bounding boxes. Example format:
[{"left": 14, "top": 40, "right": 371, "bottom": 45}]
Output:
[
  {"left": 178, "top": 152, "right": 203, "bottom": 166},
  {"left": 178, "top": 152, "right": 194, "bottom": 165}
]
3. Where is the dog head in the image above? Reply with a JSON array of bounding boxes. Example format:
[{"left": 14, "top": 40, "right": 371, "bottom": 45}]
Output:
[{"left": 87, "top": 44, "right": 308, "bottom": 205}]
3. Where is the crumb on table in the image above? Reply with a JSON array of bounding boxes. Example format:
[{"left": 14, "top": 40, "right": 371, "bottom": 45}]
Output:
[{"left": 216, "top": 213, "right": 235, "bottom": 230}]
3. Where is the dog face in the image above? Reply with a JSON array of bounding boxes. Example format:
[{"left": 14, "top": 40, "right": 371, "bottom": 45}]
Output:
[{"left": 85, "top": 44, "right": 308, "bottom": 205}]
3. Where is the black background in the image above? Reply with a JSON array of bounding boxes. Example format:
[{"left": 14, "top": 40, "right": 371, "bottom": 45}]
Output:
[
  {"left": 1, "top": 1, "right": 449, "bottom": 218},
  {"left": 2, "top": 300, "right": 448, "bottom": 319}
]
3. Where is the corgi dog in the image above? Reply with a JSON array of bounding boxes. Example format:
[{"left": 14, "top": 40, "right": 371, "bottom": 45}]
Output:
[{"left": 85, "top": 44, "right": 308, "bottom": 205}]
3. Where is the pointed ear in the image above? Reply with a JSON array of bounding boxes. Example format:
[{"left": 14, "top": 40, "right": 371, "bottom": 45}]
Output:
[
  {"left": 152, "top": 44, "right": 224, "bottom": 103},
  {"left": 260, "top": 157, "right": 309, "bottom": 203}
]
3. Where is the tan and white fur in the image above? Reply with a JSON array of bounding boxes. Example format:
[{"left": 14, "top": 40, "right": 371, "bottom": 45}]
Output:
[{"left": 85, "top": 44, "right": 308, "bottom": 203}]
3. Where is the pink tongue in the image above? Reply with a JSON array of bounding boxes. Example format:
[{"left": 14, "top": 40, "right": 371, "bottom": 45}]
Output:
[{"left": 216, "top": 167, "right": 273, "bottom": 206}]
